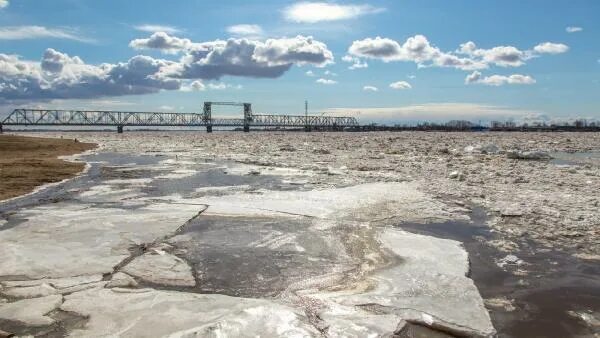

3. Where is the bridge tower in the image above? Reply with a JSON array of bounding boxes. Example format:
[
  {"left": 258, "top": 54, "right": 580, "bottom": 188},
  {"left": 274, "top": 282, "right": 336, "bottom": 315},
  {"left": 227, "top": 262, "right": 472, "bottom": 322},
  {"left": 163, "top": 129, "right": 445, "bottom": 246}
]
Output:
[
  {"left": 243, "top": 103, "right": 252, "bottom": 133},
  {"left": 203, "top": 102, "right": 212, "bottom": 133}
]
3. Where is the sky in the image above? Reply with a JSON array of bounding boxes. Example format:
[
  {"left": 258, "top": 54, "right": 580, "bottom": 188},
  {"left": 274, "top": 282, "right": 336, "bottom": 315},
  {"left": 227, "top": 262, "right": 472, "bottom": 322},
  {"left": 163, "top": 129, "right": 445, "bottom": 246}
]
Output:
[{"left": 0, "top": 0, "right": 599, "bottom": 124}]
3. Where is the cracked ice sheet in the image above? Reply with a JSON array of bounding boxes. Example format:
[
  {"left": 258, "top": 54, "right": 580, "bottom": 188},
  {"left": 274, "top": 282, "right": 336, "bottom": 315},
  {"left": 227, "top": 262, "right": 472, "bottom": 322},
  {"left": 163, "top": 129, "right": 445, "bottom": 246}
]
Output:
[
  {"left": 307, "top": 229, "right": 496, "bottom": 337},
  {"left": 0, "top": 202, "right": 202, "bottom": 279},
  {"left": 175, "top": 182, "right": 492, "bottom": 336},
  {"left": 195, "top": 182, "right": 465, "bottom": 223},
  {"left": 223, "top": 162, "right": 312, "bottom": 177},
  {"left": 60, "top": 288, "right": 319, "bottom": 337}
]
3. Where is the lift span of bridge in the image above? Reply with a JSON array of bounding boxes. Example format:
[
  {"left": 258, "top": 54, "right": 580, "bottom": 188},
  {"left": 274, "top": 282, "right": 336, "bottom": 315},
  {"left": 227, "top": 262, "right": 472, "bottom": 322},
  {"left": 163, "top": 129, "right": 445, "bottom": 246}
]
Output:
[{"left": 0, "top": 102, "right": 358, "bottom": 133}]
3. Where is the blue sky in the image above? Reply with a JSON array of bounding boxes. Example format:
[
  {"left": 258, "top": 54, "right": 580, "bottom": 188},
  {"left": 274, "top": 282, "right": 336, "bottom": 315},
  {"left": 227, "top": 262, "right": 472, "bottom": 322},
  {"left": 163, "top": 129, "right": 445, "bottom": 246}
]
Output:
[{"left": 1, "top": 0, "right": 599, "bottom": 123}]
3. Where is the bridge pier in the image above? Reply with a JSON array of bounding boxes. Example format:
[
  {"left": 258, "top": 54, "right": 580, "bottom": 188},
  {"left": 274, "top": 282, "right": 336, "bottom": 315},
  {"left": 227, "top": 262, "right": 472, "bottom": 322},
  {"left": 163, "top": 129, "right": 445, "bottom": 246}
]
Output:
[
  {"left": 243, "top": 125, "right": 250, "bottom": 133},
  {"left": 206, "top": 125, "right": 212, "bottom": 133},
  {"left": 117, "top": 125, "right": 123, "bottom": 134},
  {"left": 0, "top": 124, "right": 3, "bottom": 134}
]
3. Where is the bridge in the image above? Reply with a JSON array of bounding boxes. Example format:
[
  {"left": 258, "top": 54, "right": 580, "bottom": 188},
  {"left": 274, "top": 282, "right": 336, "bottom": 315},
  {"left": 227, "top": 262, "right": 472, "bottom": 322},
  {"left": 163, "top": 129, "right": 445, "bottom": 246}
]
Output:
[{"left": 0, "top": 102, "right": 359, "bottom": 133}]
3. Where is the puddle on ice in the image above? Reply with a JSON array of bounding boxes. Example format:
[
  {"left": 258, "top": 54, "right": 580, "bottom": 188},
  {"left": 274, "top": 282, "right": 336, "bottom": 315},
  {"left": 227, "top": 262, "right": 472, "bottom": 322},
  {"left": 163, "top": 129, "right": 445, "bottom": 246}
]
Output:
[
  {"left": 397, "top": 207, "right": 600, "bottom": 338},
  {"left": 167, "top": 215, "right": 347, "bottom": 297},
  {"left": 550, "top": 151, "right": 600, "bottom": 166}
]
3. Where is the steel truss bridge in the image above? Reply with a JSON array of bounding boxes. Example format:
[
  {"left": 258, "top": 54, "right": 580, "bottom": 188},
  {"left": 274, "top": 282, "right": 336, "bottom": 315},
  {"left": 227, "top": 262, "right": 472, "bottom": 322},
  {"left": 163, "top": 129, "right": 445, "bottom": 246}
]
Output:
[{"left": 0, "top": 102, "right": 358, "bottom": 133}]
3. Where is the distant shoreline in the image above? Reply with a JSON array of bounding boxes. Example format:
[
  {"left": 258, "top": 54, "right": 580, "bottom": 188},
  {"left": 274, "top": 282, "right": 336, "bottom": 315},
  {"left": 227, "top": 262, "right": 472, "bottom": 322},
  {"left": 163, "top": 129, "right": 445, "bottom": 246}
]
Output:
[{"left": 0, "top": 135, "right": 96, "bottom": 201}]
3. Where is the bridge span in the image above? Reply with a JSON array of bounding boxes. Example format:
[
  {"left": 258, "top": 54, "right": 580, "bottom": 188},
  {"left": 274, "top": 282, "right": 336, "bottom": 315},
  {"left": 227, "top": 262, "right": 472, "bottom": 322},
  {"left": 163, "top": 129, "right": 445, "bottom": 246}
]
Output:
[{"left": 0, "top": 102, "right": 358, "bottom": 133}]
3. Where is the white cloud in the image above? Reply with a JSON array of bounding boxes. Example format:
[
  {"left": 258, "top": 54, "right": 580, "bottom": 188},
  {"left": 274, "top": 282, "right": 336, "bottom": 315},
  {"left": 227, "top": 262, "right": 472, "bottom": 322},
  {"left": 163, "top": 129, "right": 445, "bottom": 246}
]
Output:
[
  {"left": 464, "top": 70, "right": 482, "bottom": 84},
  {"left": 283, "top": 2, "right": 384, "bottom": 23},
  {"left": 324, "top": 70, "right": 337, "bottom": 76},
  {"left": 0, "top": 26, "right": 93, "bottom": 42},
  {"left": 134, "top": 24, "right": 181, "bottom": 34},
  {"left": 163, "top": 35, "right": 334, "bottom": 80},
  {"left": 465, "top": 71, "right": 536, "bottom": 86},
  {"left": 0, "top": 33, "right": 332, "bottom": 103},
  {"left": 348, "top": 35, "right": 569, "bottom": 73},
  {"left": 459, "top": 42, "right": 528, "bottom": 67},
  {"left": 0, "top": 49, "right": 180, "bottom": 103},
  {"left": 407, "top": 75, "right": 416, "bottom": 79},
  {"left": 208, "top": 83, "right": 227, "bottom": 90},
  {"left": 181, "top": 80, "right": 206, "bottom": 91},
  {"left": 363, "top": 85, "right": 378, "bottom": 91},
  {"left": 180, "top": 81, "right": 241, "bottom": 91},
  {"left": 349, "top": 61, "right": 368, "bottom": 70},
  {"left": 159, "top": 105, "right": 175, "bottom": 111},
  {"left": 348, "top": 36, "right": 402, "bottom": 61},
  {"left": 342, "top": 55, "right": 368, "bottom": 69},
  {"left": 305, "top": 70, "right": 315, "bottom": 76},
  {"left": 389, "top": 81, "right": 412, "bottom": 90},
  {"left": 226, "top": 24, "right": 263, "bottom": 37},
  {"left": 533, "top": 42, "right": 569, "bottom": 54},
  {"left": 316, "top": 78, "right": 337, "bottom": 85},
  {"left": 349, "top": 35, "right": 486, "bottom": 70},
  {"left": 326, "top": 103, "right": 539, "bottom": 122},
  {"left": 0, "top": 0, "right": 8, "bottom": 9},
  {"left": 129, "top": 32, "right": 193, "bottom": 54},
  {"left": 566, "top": 26, "right": 582, "bottom": 33}
]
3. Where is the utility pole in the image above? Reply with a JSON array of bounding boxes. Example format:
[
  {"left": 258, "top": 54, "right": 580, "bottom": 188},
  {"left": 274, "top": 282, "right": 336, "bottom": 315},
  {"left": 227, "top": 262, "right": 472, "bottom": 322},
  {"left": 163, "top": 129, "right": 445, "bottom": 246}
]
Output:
[{"left": 305, "top": 100, "right": 310, "bottom": 132}]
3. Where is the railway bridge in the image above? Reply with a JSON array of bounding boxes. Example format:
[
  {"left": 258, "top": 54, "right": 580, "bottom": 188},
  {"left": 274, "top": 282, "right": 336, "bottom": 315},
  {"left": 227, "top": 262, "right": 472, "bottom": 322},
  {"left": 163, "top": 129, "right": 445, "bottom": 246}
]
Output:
[{"left": 0, "top": 102, "right": 358, "bottom": 133}]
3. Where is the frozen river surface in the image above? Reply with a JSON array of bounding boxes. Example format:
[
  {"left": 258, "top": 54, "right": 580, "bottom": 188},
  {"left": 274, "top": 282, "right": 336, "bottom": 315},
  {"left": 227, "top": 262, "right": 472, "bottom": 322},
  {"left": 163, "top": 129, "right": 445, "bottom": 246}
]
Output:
[{"left": 0, "top": 133, "right": 505, "bottom": 337}]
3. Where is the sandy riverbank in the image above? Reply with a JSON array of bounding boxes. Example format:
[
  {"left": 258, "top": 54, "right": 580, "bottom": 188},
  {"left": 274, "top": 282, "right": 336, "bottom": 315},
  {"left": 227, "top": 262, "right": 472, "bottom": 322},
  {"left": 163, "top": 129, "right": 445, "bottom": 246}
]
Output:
[{"left": 0, "top": 135, "right": 96, "bottom": 201}]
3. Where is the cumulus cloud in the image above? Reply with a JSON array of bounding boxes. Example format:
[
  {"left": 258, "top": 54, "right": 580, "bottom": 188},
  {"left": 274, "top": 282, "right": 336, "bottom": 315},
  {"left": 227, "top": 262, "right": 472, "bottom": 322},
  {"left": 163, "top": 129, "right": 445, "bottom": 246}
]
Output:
[
  {"left": 128, "top": 33, "right": 333, "bottom": 79},
  {"left": 342, "top": 55, "right": 368, "bottom": 69},
  {"left": 41, "top": 48, "right": 84, "bottom": 73},
  {"left": 464, "top": 70, "right": 482, "bottom": 84},
  {"left": 458, "top": 42, "right": 528, "bottom": 67},
  {"left": 363, "top": 85, "right": 378, "bottom": 91},
  {"left": 566, "top": 26, "right": 582, "bottom": 33},
  {"left": 389, "top": 81, "right": 412, "bottom": 89},
  {"left": 226, "top": 24, "right": 263, "bottom": 37},
  {"left": 134, "top": 24, "right": 181, "bottom": 34},
  {"left": 348, "top": 35, "right": 568, "bottom": 73},
  {"left": 180, "top": 80, "right": 206, "bottom": 91},
  {"left": 129, "top": 32, "right": 193, "bottom": 54},
  {"left": 532, "top": 42, "right": 569, "bottom": 54},
  {"left": 316, "top": 78, "right": 337, "bottom": 85},
  {"left": 208, "top": 82, "right": 242, "bottom": 90},
  {"left": 0, "top": 0, "right": 8, "bottom": 9},
  {"left": 164, "top": 35, "right": 334, "bottom": 80},
  {"left": 1, "top": 33, "right": 332, "bottom": 102},
  {"left": 0, "top": 26, "right": 93, "bottom": 42},
  {"left": 180, "top": 80, "right": 241, "bottom": 91},
  {"left": 349, "top": 35, "right": 486, "bottom": 70},
  {"left": 305, "top": 70, "right": 315, "bottom": 76},
  {"left": 283, "top": 2, "right": 384, "bottom": 23},
  {"left": 465, "top": 71, "right": 536, "bottom": 86},
  {"left": 0, "top": 49, "right": 180, "bottom": 103},
  {"left": 348, "top": 37, "right": 401, "bottom": 61}
]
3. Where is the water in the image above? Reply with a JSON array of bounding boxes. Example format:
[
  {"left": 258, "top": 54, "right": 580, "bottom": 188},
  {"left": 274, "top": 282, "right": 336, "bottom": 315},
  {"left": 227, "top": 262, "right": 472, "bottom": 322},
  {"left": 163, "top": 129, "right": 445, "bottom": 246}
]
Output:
[
  {"left": 550, "top": 151, "right": 600, "bottom": 166},
  {"left": 397, "top": 207, "right": 600, "bottom": 338}
]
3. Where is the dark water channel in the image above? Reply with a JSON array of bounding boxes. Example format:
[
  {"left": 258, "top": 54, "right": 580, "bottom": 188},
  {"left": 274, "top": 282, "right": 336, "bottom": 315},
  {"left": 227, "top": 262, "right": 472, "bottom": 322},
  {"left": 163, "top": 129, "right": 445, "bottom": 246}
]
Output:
[{"left": 397, "top": 207, "right": 600, "bottom": 338}]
